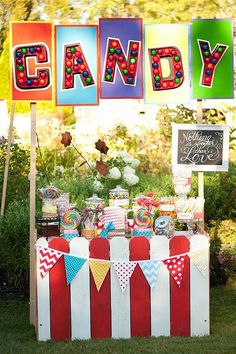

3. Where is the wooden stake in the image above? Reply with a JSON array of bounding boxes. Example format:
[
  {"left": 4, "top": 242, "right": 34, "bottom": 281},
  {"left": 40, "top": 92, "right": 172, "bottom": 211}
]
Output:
[
  {"left": 0, "top": 102, "right": 16, "bottom": 216},
  {"left": 197, "top": 100, "right": 205, "bottom": 232},
  {"left": 29, "top": 102, "right": 37, "bottom": 326}
]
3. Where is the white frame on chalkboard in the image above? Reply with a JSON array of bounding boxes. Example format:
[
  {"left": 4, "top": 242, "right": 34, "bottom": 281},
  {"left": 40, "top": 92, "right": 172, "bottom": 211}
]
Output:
[{"left": 171, "top": 124, "right": 230, "bottom": 172}]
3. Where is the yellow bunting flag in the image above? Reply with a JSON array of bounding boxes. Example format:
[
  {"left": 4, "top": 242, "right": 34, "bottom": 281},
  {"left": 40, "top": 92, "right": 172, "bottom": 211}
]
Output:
[{"left": 89, "top": 260, "right": 111, "bottom": 291}]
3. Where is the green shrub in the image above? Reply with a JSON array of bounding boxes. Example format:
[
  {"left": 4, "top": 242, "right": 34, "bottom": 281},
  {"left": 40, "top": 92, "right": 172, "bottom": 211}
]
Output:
[
  {"left": 0, "top": 199, "right": 29, "bottom": 296},
  {"left": 208, "top": 219, "right": 236, "bottom": 286}
]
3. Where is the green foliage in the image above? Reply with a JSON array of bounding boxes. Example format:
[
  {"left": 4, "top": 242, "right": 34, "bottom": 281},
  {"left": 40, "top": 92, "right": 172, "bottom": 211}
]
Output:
[
  {"left": 208, "top": 219, "right": 236, "bottom": 286},
  {"left": 0, "top": 199, "right": 29, "bottom": 295},
  {"left": 0, "top": 141, "right": 30, "bottom": 207}
]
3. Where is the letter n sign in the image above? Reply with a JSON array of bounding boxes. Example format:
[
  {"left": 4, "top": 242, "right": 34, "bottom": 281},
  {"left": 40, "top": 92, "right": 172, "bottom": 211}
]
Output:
[
  {"left": 99, "top": 18, "right": 143, "bottom": 99},
  {"left": 11, "top": 22, "right": 52, "bottom": 101}
]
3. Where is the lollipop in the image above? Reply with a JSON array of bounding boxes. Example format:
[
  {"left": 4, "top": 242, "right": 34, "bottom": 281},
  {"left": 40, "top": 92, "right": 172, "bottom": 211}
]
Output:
[
  {"left": 134, "top": 209, "right": 153, "bottom": 228},
  {"left": 39, "top": 186, "right": 61, "bottom": 199},
  {"left": 61, "top": 209, "right": 81, "bottom": 229}
]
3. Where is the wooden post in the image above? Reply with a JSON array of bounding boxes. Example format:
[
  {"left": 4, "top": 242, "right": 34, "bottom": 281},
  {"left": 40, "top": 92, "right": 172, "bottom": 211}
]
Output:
[
  {"left": 0, "top": 102, "right": 16, "bottom": 216},
  {"left": 196, "top": 100, "right": 205, "bottom": 231},
  {"left": 30, "top": 102, "right": 37, "bottom": 325}
]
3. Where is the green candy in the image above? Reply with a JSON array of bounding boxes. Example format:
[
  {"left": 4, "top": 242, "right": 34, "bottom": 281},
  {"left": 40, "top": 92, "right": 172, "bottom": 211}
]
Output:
[
  {"left": 17, "top": 65, "right": 24, "bottom": 71},
  {"left": 204, "top": 51, "right": 210, "bottom": 57},
  {"left": 123, "top": 69, "right": 129, "bottom": 75},
  {"left": 66, "top": 67, "right": 72, "bottom": 73},
  {"left": 154, "top": 75, "right": 160, "bottom": 81},
  {"left": 70, "top": 47, "right": 76, "bottom": 53},
  {"left": 130, "top": 58, "right": 136, "bottom": 64},
  {"left": 21, "top": 48, "right": 27, "bottom": 54},
  {"left": 175, "top": 78, "right": 180, "bottom": 83},
  {"left": 151, "top": 49, "right": 157, "bottom": 55},
  {"left": 86, "top": 77, "right": 92, "bottom": 83},
  {"left": 105, "top": 74, "right": 111, "bottom": 80},
  {"left": 217, "top": 47, "right": 223, "bottom": 53},
  {"left": 109, "top": 48, "right": 115, "bottom": 54},
  {"left": 174, "top": 55, "right": 180, "bottom": 62}
]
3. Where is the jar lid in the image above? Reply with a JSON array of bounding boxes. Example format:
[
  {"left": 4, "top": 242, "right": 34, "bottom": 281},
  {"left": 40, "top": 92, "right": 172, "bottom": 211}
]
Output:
[
  {"left": 85, "top": 194, "right": 104, "bottom": 203},
  {"left": 110, "top": 185, "right": 128, "bottom": 193}
]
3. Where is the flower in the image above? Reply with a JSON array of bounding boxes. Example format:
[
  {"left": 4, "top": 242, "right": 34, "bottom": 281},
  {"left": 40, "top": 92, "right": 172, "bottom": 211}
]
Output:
[
  {"left": 123, "top": 173, "right": 139, "bottom": 186},
  {"left": 93, "top": 179, "right": 104, "bottom": 192},
  {"left": 108, "top": 167, "right": 121, "bottom": 180},
  {"left": 96, "top": 160, "right": 109, "bottom": 176},
  {"left": 54, "top": 165, "right": 65, "bottom": 175},
  {"left": 95, "top": 139, "right": 109, "bottom": 155},
  {"left": 61, "top": 131, "right": 72, "bottom": 147},
  {"left": 123, "top": 165, "right": 135, "bottom": 175}
]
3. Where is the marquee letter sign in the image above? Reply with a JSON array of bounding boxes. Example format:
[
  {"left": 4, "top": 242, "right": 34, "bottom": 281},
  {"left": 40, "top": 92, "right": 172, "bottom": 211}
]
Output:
[
  {"left": 192, "top": 19, "right": 233, "bottom": 99},
  {"left": 10, "top": 20, "right": 234, "bottom": 103},
  {"left": 99, "top": 18, "right": 143, "bottom": 99},
  {"left": 172, "top": 123, "right": 229, "bottom": 172},
  {"left": 11, "top": 22, "right": 52, "bottom": 101},
  {"left": 55, "top": 25, "right": 98, "bottom": 106},
  {"left": 144, "top": 24, "right": 190, "bottom": 104}
]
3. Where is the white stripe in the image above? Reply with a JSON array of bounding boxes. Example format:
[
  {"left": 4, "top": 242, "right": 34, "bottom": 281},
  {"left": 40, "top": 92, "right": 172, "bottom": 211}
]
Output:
[
  {"left": 110, "top": 237, "right": 131, "bottom": 338},
  {"left": 70, "top": 237, "right": 91, "bottom": 339},
  {"left": 190, "top": 234, "right": 210, "bottom": 336},
  {"left": 36, "top": 238, "right": 51, "bottom": 341},
  {"left": 150, "top": 237, "right": 170, "bottom": 336}
]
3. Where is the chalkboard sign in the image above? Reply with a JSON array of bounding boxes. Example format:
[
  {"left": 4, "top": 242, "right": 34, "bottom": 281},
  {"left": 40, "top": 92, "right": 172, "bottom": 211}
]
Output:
[{"left": 172, "top": 124, "right": 229, "bottom": 172}]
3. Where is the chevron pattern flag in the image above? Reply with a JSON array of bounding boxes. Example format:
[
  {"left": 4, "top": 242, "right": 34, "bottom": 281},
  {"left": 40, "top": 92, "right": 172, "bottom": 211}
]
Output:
[
  {"left": 39, "top": 247, "right": 63, "bottom": 278},
  {"left": 64, "top": 254, "right": 86, "bottom": 285},
  {"left": 139, "top": 260, "right": 161, "bottom": 289},
  {"left": 113, "top": 261, "right": 137, "bottom": 292},
  {"left": 189, "top": 248, "right": 208, "bottom": 277}
]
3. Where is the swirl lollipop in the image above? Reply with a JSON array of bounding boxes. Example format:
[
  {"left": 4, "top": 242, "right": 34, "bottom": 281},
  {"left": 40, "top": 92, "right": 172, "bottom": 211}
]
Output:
[
  {"left": 134, "top": 209, "right": 153, "bottom": 228},
  {"left": 38, "top": 186, "right": 61, "bottom": 199},
  {"left": 61, "top": 209, "right": 81, "bottom": 229}
]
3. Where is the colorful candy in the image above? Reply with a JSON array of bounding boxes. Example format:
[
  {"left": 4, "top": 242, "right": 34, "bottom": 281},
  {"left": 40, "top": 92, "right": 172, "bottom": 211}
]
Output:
[
  {"left": 134, "top": 208, "right": 153, "bottom": 228},
  {"left": 61, "top": 209, "right": 81, "bottom": 229},
  {"left": 38, "top": 186, "right": 61, "bottom": 200}
]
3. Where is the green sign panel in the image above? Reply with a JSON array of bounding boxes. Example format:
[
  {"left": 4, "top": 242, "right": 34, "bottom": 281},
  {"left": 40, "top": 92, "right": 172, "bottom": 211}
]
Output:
[{"left": 192, "top": 19, "right": 234, "bottom": 99}]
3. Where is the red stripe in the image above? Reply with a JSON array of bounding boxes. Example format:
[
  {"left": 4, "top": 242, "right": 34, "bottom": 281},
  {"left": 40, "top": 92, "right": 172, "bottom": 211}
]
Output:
[
  {"left": 130, "top": 237, "right": 151, "bottom": 337},
  {"left": 90, "top": 238, "right": 111, "bottom": 338},
  {"left": 170, "top": 235, "right": 190, "bottom": 336},
  {"left": 49, "top": 238, "right": 71, "bottom": 340}
]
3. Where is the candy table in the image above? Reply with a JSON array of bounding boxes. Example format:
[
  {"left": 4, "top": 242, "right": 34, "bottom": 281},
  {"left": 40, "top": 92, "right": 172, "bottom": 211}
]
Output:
[{"left": 36, "top": 233, "right": 209, "bottom": 341}]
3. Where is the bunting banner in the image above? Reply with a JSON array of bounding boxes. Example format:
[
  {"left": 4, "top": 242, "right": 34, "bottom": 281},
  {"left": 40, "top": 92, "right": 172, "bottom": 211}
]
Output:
[
  {"left": 163, "top": 255, "right": 186, "bottom": 288},
  {"left": 139, "top": 260, "right": 161, "bottom": 289},
  {"left": 39, "top": 247, "right": 63, "bottom": 278},
  {"left": 189, "top": 248, "right": 208, "bottom": 277},
  {"left": 89, "top": 259, "right": 111, "bottom": 291},
  {"left": 64, "top": 254, "right": 86, "bottom": 284},
  {"left": 35, "top": 244, "right": 209, "bottom": 290},
  {"left": 113, "top": 261, "right": 137, "bottom": 292}
]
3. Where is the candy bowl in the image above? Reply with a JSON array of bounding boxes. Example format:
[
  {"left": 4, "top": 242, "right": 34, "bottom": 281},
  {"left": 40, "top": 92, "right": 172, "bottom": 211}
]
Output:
[{"left": 154, "top": 216, "right": 174, "bottom": 238}]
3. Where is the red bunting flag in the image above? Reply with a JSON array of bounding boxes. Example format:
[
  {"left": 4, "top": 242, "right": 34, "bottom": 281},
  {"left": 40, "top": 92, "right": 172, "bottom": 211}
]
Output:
[
  {"left": 163, "top": 255, "right": 186, "bottom": 288},
  {"left": 39, "top": 247, "right": 63, "bottom": 278}
]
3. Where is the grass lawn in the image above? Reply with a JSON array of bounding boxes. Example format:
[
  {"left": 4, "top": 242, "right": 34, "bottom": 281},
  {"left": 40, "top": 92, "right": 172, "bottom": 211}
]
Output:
[{"left": 0, "top": 285, "right": 236, "bottom": 354}]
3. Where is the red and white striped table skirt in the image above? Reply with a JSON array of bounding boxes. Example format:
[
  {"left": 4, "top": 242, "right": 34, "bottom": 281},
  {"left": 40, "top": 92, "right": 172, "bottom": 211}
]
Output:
[{"left": 36, "top": 234, "right": 209, "bottom": 341}]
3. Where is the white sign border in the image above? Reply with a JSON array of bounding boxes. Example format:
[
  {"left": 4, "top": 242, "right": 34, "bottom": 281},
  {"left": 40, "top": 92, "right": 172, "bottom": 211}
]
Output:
[{"left": 172, "top": 123, "right": 229, "bottom": 172}]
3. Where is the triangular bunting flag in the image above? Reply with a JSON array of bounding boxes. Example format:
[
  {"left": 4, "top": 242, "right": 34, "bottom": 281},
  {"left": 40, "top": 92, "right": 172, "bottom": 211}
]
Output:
[
  {"left": 163, "top": 255, "right": 186, "bottom": 288},
  {"left": 139, "top": 260, "right": 161, "bottom": 289},
  {"left": 89, "top": 260, "right": 111, "bottom": 291},
  {"left": 64, "top": 254, "right": 86, "bottom": 285},
  {"left": 113, "top": 261, "right": 137, "bottom": 292},
  {"left": 189, "top": 249, "right": 208, "bottom": 277},
  {"left": 39, "top": 247, "right": 63, "bottom": 278}
]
